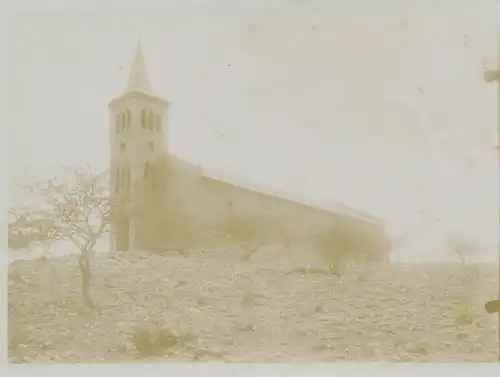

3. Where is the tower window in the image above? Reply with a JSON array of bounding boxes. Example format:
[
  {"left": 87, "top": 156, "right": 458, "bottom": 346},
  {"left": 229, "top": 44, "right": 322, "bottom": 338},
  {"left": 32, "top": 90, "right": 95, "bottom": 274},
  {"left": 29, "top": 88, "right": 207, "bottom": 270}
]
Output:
[
  {"left": 141, "top": 109, "right": 147, "bottom": 129},
  {"left": 155, "top": 114, "right": 162, "bottom": 132},
  {"left": 148, "top": 111, "right": 154, "bottom": 131},
  {"left": 126, "top": 109, "right": 131, "bottom": 130},
  {"left": 144, "top": 162, "right": 150, "bottom": 180},
  {"left": 120, "top": 142, "right": 126, "bottom": 152},
  {"left": 147, "top": 141, "right": 154, "bottom": 151},
  {"left": 125, "top": 163, "right": 130, "bottom": 191}
]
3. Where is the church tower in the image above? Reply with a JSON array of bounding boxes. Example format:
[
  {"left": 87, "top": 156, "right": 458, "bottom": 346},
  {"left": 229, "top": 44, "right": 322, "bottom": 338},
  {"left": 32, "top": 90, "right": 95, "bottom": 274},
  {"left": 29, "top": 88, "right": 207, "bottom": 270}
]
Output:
[{"left": 109, "top": 40, "right": 170, "bottom": 251}]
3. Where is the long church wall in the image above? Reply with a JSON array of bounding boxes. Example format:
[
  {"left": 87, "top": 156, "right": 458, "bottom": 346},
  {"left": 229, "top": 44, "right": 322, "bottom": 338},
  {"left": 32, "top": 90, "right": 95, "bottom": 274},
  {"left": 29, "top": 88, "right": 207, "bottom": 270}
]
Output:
[
  {"left": 190, "top": 176, "right": 390, "bottom": 261},
  {"left": 133, "top": 158, "right": 390, "bottom": 261}
]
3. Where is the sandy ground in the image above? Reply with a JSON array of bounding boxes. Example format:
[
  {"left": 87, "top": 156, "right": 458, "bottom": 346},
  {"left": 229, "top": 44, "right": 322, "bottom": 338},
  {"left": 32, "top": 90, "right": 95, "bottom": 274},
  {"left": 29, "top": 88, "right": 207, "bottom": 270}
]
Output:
[{"left": 8, "top": 246, "right": 500, "bottom": 363}]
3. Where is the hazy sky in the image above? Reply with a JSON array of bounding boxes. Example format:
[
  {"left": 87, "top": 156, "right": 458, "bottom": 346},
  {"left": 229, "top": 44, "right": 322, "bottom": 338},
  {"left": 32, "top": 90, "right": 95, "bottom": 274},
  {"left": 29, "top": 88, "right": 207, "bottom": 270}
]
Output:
[{"left": 8, "top": 1, "right": 500, "bottom": 260}]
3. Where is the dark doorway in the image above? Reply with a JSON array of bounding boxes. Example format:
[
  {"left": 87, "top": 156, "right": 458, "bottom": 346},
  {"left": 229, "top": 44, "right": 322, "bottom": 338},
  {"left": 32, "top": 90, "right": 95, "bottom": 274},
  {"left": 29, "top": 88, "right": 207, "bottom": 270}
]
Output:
[{"left": 115, "top": 218, "right": 130, "bottom": 251}]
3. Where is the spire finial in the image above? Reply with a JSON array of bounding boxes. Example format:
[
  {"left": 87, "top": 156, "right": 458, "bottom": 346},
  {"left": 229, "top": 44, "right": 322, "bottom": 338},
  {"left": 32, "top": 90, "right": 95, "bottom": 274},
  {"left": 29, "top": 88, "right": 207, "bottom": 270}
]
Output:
[{"left": 125, "top": 38, "right": 152, "bottom": 94}]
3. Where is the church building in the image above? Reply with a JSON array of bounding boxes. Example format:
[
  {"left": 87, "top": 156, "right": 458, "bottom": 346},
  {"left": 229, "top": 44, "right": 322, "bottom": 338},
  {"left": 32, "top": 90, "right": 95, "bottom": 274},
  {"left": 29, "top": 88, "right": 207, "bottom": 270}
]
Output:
[{"left": 108, "top": 41, "right": 391, "bottom": 261}]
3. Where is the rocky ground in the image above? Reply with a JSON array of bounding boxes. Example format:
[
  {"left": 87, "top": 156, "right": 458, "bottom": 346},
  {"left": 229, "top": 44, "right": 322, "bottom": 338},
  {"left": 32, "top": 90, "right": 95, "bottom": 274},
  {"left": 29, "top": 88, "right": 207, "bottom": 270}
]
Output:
[{"left": 8, "top": 246, "right": 499, "bottom": 363}]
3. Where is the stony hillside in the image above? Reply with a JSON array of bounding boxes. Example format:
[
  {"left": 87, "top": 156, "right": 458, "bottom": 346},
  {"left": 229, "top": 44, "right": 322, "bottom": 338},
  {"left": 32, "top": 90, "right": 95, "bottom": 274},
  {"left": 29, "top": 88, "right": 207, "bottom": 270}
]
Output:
[{"left": 8, "top": 247, "right": 499, "bottom": 362}]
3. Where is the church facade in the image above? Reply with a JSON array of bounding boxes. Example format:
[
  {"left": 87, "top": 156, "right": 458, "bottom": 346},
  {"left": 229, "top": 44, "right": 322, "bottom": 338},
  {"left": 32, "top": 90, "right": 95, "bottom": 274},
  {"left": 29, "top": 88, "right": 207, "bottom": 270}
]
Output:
[{"left": 108, "top": 42, "right": 391, "bottom": 261}]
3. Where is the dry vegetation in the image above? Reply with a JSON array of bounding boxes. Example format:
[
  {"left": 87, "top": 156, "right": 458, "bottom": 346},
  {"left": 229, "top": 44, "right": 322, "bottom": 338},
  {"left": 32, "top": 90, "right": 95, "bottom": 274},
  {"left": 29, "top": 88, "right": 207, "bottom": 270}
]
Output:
[{"left": 8, "top": 247, "right": 498, "bottom": 363}]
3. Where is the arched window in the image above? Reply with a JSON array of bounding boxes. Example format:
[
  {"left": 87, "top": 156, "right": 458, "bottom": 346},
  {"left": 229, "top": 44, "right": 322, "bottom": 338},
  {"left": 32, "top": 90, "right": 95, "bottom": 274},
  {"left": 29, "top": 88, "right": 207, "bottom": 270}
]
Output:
[
  {"left": 125, "top": 163, "right": 130, "bottom": 191},
  {"left": 126, "top": 109, "right": 131, "bottom": 130},
  {"left": 149, "top": 111, "right": 155, "bottom": 131},
  {"left": 155, "top": 114, "right": 162, "bottom": 132},
  {"left": 141, "top": 109, "right": 147, "bottom": 129}
]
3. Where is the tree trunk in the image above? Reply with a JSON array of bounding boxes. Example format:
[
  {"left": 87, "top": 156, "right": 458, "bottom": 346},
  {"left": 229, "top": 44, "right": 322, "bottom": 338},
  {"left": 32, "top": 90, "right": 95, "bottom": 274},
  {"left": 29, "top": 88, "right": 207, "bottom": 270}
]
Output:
[{"left": 78, "top": 241, "right": 97, "bottom": 311}]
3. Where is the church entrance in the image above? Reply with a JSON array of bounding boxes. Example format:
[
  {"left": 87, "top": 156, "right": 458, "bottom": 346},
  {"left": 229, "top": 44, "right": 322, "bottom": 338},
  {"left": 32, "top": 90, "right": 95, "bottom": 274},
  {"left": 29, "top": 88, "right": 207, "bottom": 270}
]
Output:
[{"left": 115, "top": 218, "right": 130, "bottom": 251}]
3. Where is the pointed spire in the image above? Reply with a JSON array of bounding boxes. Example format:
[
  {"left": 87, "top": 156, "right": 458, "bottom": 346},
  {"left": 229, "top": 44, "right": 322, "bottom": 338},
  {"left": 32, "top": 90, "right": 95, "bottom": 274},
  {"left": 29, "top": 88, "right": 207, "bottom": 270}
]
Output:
[{"left": 124, "top": 38, "right": 154, "bottom": 95}]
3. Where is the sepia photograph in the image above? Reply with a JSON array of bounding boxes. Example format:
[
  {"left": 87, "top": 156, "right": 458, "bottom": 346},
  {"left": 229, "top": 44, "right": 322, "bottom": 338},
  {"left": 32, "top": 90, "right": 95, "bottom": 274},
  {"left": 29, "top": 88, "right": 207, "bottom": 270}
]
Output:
[{"left": 7, "top": 0, "right": 500, "bottom": 364}]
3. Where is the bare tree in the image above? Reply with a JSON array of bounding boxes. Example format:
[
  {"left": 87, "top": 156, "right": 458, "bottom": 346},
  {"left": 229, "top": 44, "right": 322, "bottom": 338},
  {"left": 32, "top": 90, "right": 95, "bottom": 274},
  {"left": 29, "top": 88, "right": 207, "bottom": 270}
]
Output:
[
  {"left": 155, "top": 205, "right": 196, "bottom": 256},
  {"left": 222, "top": 213, "right": 270, "bottom": 261},
  {"left": 31, "top": 166, "right": 112, "bottom": 311},
  {"left": 445, "top": 231, "right": 483, "bottom": 321},
  {"left": 313, "top": 219, "right": 391, "bottom": 276},
  {"left": 8, "top": 208, "right": 37, "bottom": 250},
  {"left": 313, "top": 226, "right": 352, "bottom": 276},
  {"left": 35, "top": 219, "right": 61, "bottom": 259},
  {"left": 9, "top": 200, "right": 63, "bottom": 259},
  {"left": 445, "top": 231, "right": 480, "bottom": 278},
  {"left": 128, "top": 186, "right": 196, "bottom": 256}
]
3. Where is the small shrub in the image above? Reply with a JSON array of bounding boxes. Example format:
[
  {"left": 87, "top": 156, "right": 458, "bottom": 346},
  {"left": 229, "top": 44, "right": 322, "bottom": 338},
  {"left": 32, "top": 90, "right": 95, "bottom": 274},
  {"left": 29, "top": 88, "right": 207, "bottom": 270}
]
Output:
[
  {"left": 133, "top": 320, "right": 193, "bottom": 358},
  {"left": 454, "top": 310, "right": 479, "bottom": 327},
  {"left": 312, "top": 302, "right": 324, "bottom": 313},
  {"left": 196, "top": 297, "right": 210, "bottom": 307},
  {"left": 445, "top": 232, "right": 483, "bottom": 317}
]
